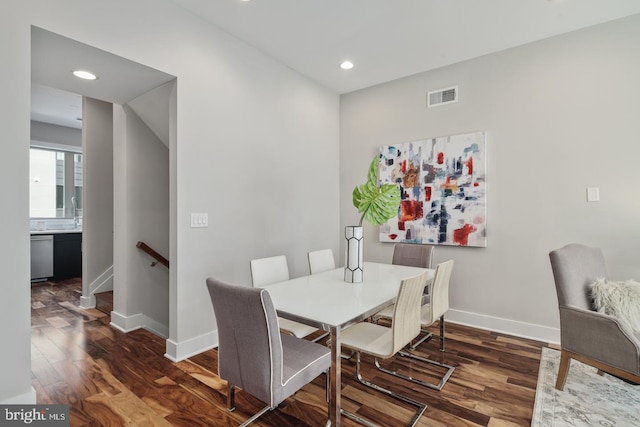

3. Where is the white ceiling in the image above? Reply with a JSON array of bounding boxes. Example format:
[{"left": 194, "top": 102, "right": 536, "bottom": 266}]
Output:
[
  {"left": 31, "top": 1, "right": 640, "bottom": 129},
  {"left": 170, "top": 0, "right": 640, "bottom": 94},
  {"left": 31, "top": 27, "right": 175, "bottom": 129},
  {"left": 31, "top": 84, "right": 83, "bottom": 129}
]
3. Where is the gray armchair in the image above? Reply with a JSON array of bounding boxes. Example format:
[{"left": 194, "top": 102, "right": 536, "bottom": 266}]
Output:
[
  {"left": 206, "top": 277, "right": 331, "bottom": 426},
  {"left": 549, "top": 243, "right": 640, "bottom": 390}
]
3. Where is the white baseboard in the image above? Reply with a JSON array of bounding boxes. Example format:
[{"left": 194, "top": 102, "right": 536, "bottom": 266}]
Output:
[
  {"left": 164, "top": 331, "right": 218, "bottom": 362},
  {"left": 0, "top": 387, "right": 36, "bottom": 404},
  {"left": 110, "top": 310, "right": 169, "bottom": 339},
  {"left": 447, "top": 308, "right": 560, "bottom": 344},
  {"left": 120, "top": 309, "right": 557, "bottom": 364},
  {"left": 79, "top": 265, "right": 114, "bottom": 309},
  {"left": 79, "top": 294, "right": 96, "bottom": 309}
]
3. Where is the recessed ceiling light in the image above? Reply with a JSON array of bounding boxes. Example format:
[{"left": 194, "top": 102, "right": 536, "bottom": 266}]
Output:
[
  {"left": 72, "top": 70, "right": 97, "bottom": 80},
  {"left": 340, "top": 61, "right": 354, "bottom": 70}
]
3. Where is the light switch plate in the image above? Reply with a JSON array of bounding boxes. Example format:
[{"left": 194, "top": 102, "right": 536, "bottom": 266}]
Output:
[
  {"left": 191, "top": 213, "right": 208, "bottom": 228},
  {"left": 586, "top": 187, "right": 600, "bottom": 202}
]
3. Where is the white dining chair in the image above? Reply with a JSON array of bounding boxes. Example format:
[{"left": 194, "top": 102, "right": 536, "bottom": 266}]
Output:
[
  {"left": 374, "top": 243, "right": 434, "bottom": 347},
  {"left": 340, "top": 271, "right": 428, "bottom": 427},
  {"left": 250, "top": 255, "right": 319, "bottom": 340},
  {"left": 389, "top": 260, "right": 456, "bottom": 391},
  {"left": 250, "top": 255, "right": 290, "bottom": 287},
  {"left": 370, "top": 260, "right": 455, "bottom": 391},
  {"left": 307, "top": 248, "right": 336, "bottom": 275}
]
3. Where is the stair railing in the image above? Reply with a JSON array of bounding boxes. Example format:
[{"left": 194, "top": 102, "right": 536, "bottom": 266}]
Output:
[{"left": 136, "top": 241, "right": 169, "bottom": 268}]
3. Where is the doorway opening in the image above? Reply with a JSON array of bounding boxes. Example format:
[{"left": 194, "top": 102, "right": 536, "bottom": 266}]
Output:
[{"left": 30, "top": 26, "right": 176, "bottom": 345}]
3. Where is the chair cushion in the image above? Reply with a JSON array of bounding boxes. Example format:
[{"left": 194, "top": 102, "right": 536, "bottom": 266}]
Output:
[
  {"left": 278, "top": 317, "right": 318, "bottom": 338},
  {"left": 591, "top": 278, "right": 640, "bottom": 333},
  {"left": 276, "top": 333, "right": 330, "bottom": 405},
  {"left": 341, "top": 322, "right": 394, "bottom": 359},
  {"left": 375, "top": 304, "right": 394, "bottom": 320}
]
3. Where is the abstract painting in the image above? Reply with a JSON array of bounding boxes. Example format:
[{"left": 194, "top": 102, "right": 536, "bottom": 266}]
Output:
[{"left": 378, "top": 131, "right": 487, "bottom": 247}]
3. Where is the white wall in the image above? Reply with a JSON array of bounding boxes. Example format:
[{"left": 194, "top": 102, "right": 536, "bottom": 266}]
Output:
[
  {"left": 31, "top": 121, "right": 81, "bottom": 149},
  {"left": 112, "top": 103, "right": 170, "bottom": 337},
  {"left": 0, "top": 0, "right": 339, "bottom": 402},
  {"left": 0, "top": 6, "right": 32, "bottom": 403},
  {"left": 340, "top": 14, "right": 640, "bottom": 343},
  {"left": 81, "top": 97, "right": 114, "bottom": 308}
]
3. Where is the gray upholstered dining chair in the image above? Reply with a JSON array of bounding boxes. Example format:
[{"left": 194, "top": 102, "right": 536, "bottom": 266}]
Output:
[
  {"left": 392, "top": 243, "right": 434, "bottom": 270},
  {"left": 549, "top": 244, "right": 640, "bottom": 389},
  {"left": 250, "top": 255, "right": 318, "bottom": 339},
  {"left": 206, "top": 277, "right": 331, "bottom": 427},
  {"left": 340, "top": 271, "right": 429, "bottom": 427},
  {"left": 307, "top": 248, "right": 336, "bottom": 274}
]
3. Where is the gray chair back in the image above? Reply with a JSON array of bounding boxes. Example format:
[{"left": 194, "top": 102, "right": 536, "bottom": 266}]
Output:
[
  {"left": 549, "top": 243, "right": 608, "bottom": 311},
  {"left": 392, "top": 243, "right": 434, "bottom": 268},
  {"left": 206, "top": 278, "right": 283, "bottom": 407}
]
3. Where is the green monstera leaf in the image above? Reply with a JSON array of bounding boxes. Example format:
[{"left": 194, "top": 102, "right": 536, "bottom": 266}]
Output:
[{"left": 352, "top": 157, "right": 401, "bottom": 226}]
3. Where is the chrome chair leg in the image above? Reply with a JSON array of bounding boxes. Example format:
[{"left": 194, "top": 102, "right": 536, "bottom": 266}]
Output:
[
  {"left": 409, "top": 315, "right": 446, "bottom": 352},
  {"left": 239, "top": 405, "right": 272, "bottom": 427},
  {"left": 341, "top": 409, "right": 384, "bottom": 427},
  {"left": 313, "top": 331, "right": 330, "bottom": 343},
  {"left": 383, "top": 316, "right": 454, "bottom": 391},
  {"left": 382, "top": 352, "right": 455, "bottom": 391},
  {"left": 325, "top": 339, "right": 355, "bottom": 359},
  {"left": 439, "top": 315, "right": 445, "bottom": 352},
  {"left": 341, "top": 352, "right": 426, "bottom": 427},
  {"left": 227, "top": 383, "right": 236, "bottom": 411},
  {"left": 408, "top": 330, "right": 433, "bottom": 351},
  {"left": 325, "top": 370, "right": 330, "bottom": 403},
  {"left": 228, "top": 382, "right": 275, "bottom": 426}
]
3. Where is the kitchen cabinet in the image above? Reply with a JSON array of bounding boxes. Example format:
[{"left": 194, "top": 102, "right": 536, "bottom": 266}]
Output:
[{"left": 53, "top": 232, "right": 82, "bottom": 281}]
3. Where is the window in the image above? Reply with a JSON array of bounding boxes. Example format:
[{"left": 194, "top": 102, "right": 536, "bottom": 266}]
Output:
[
  {"left": 30, "top": 148, "right": 83, "bottom": 218},
  {"left": 74, "top": 153, "right": 83, "bottom": 218}
]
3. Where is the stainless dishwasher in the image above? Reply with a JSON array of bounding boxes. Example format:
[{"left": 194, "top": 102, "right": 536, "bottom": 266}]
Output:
[{"left": 31, "top": 234, "right": 54, "bottom": 281}]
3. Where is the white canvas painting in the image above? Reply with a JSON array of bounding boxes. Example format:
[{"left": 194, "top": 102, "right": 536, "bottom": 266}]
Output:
[{"left": 378, "top": 131, "right": 487, "bottom": 247}]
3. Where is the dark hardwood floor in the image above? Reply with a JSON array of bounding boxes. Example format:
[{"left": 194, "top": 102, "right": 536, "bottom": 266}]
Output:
[{"left": 31, "top": 279, "right": 549, "bottom": 426}]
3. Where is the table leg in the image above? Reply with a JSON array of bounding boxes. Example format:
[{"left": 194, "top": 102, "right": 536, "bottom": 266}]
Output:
[{"left": 329, "top": 325, "right": 341, "bottom": 427}]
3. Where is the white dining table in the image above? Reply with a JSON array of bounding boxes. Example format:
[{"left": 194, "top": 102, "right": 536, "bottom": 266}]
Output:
[{"left": 267, "top": 261, "right": 434, "bottom": 427}]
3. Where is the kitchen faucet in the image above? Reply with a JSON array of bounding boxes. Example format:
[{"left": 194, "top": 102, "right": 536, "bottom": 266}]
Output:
[{"left": 71, "top": 196, "right": 80, "bottom": 228}]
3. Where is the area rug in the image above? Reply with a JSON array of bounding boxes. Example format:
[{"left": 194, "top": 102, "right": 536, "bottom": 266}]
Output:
[{"left": 532, "top": 347, "right": 640, "bottom": 426}]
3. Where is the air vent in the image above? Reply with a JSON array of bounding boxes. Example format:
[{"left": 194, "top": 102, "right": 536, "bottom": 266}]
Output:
[{"left": 427, "top": 86, "right": 458, "bottom": 108}]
